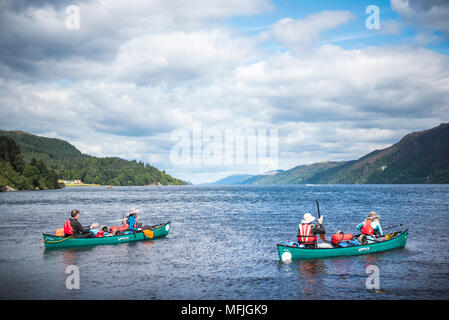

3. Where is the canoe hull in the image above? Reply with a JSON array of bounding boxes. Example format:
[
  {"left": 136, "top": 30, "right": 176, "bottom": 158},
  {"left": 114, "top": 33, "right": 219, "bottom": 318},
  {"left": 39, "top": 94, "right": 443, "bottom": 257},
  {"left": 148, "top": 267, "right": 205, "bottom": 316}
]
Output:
[
  {"left": 43, "top": 221, "right": 171, "bottom": 249},
  {"left": 277, "top": 229, "right": 408, "bottom": 261}
]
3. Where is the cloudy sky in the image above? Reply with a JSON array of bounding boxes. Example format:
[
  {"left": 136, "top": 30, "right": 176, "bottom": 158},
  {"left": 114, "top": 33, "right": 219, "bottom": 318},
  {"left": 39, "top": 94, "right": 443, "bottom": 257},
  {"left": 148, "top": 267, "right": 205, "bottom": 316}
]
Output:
[{"left": 1, "top": 0, "right": 449, "bottom": 184}]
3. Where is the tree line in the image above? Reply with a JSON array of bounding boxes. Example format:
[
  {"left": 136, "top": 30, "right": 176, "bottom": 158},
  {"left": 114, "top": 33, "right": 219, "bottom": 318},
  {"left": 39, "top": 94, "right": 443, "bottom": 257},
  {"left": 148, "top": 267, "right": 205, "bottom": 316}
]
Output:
[
  {"left": 58, "top": 157, "right": 185, "bottom": 186},
  {"left": 0, "top": 131, "right": 187, "bottom": 188},
  {"left": 0, "top": 136, "right": 61, "bottom": 191}
]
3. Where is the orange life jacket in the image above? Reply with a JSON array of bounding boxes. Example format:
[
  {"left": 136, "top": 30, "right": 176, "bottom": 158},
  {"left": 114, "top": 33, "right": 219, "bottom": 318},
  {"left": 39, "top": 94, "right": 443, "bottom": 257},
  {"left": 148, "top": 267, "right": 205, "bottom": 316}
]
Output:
[
  {"left": 110, "top": 225, "right": 128, "bottom": 233},
  {"left": 64, "top": 219, "right": 73, "bottom": 235},
  {"left": 361, "top": 219, "right": 374, "bottom": 235},
  {"left": 96, "top": 231, "right": 105, "bottom": 238},
  {"left": 331, "top": 233, "right": 353, "bottom": 245},
  {"left": 297, "top": 223, "right": 317, "bottom": 245},
  {"left": 110, "top": 219, "right": 129, "bottom": 233}
]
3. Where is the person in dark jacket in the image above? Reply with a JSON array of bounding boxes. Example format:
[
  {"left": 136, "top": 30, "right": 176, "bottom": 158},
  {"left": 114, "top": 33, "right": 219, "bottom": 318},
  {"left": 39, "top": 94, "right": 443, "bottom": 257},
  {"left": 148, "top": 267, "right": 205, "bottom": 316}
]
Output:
[{"left": 69, "top": 209, "right": 98, "bottom": 238}]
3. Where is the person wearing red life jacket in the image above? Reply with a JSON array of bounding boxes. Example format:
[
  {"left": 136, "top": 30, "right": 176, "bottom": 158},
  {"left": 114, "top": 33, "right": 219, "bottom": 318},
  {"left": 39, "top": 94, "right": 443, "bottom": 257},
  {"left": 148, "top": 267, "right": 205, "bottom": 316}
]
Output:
[
  {"left": 356, "top": 211, "right": 384, "bottom": 244},
  {"left": 109, "top": 209, "right": 142, "bottom": 236},
  {"left": 64, "top": 209, "right": 98, "bottom": 238},
  {"left": 297, "top": 213, "right": 325, "bottom": 248}
]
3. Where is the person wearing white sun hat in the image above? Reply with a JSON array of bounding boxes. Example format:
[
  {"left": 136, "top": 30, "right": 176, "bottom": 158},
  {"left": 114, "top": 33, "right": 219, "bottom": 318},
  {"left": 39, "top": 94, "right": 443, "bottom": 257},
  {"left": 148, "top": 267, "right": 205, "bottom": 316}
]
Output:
[
  {"left": 297, "top": 212, "right": 325, "bottom": 248},
  {"left": 125, "top": 208, "right": 141, "bottom": 231},
  {"left": 125, "top": 208, "right": 153, "bottom": 232}
]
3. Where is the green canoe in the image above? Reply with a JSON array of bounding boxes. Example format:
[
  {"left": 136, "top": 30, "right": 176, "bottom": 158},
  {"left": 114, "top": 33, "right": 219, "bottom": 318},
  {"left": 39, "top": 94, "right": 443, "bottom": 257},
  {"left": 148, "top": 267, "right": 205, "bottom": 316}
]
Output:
[
  {"left": 43, "top": 221, "right": 171, "bottom": 249},
  {"left": 277, "top": 229, "right": 408, "bottom": 261}
]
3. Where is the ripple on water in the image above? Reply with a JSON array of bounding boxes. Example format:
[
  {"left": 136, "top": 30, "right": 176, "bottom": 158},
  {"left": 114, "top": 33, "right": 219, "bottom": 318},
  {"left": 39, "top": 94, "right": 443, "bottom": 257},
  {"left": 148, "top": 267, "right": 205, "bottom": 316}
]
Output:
[{"left": 0, "top": 185, "right": 448, "bottom": 299}]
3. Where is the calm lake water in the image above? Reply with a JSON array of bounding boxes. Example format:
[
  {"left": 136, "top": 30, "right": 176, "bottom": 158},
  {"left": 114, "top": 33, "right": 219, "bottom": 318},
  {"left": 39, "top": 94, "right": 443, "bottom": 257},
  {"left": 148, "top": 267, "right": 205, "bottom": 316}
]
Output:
[{"left": 0, "top": 185, "right": 448, "bottom": 300}]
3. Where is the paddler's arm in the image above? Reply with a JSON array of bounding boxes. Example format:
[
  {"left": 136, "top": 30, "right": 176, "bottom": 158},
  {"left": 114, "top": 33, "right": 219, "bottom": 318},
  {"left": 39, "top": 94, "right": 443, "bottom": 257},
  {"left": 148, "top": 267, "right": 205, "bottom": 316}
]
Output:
[
  {"left": 76, "top": 220, "right": 95, "bottom": 234},
  {"left": 378, "top": 225, "right": 383, "bottom": 236},
  {"left": 311, "top": 223, "right": 325, "bottom": 234},
  {"left": 80, "top": 223, "right": 91, "bottom": 234},
  {"left": 373, "top": 221, "right": 383, "bottom": 236},
  {"left": 356, "top": 222, "right": 363, "bottom": 231},
  {"left": 71, "top": 219, "right": 88, "bottom": 234}
]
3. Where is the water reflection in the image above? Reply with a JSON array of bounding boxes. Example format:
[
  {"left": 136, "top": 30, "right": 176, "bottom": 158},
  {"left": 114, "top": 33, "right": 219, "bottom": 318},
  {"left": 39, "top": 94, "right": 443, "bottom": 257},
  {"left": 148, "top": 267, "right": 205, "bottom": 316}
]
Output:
[
  {"left": 142, "top": 240, "right": 155, "bottom": 248},
  {"left": 330, "top": 257, "right": 354, "bottom": 274},
  {"left": 363, "top": 255, "right": 379, "bottom": 268},
  {"left": 43, "top": 246, "right": 94, "bottom": 255},
  {"left": 328, "top": 257, "right": 357, "bottom": 290},
  {"left": 297, "top": 259, "right": 326, "bottom": 277},
  {"left": 297, "top": 260, "right": 326, "bottom": 296}
]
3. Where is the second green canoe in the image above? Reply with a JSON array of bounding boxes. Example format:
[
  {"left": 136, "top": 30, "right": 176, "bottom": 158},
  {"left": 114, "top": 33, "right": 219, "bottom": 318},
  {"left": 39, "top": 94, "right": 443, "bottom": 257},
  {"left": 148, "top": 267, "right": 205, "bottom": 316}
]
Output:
[
  {"left": 43, "top": 221, "right": 171, "bottom": 249},
  {"left": 277, "top": 229, "right": 408, "bottom": 261}
]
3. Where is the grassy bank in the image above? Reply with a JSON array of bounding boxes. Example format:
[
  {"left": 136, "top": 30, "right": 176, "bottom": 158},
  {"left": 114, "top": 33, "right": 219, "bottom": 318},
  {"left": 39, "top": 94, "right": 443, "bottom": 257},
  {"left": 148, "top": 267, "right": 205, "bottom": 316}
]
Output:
[{"left": 64, "top": 183, "right": 102, "bottom": 187}]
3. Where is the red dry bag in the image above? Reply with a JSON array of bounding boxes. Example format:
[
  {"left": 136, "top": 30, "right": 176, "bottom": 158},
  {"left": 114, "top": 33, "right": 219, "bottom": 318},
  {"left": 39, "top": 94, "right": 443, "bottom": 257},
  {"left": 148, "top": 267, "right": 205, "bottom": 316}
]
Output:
[{"left": 331, "top": 233, "right": 353, "bottom": 245}]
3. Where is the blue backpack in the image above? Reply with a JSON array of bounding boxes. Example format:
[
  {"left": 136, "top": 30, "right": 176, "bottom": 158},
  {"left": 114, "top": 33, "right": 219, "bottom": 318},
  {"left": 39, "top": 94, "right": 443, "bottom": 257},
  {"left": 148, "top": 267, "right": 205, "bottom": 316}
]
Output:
[
  {"left": 89, "top": 228, "right": 100, "bottom": 236},
  {"left": 338, "top": 239, "right": 360, "bottom": 247}
]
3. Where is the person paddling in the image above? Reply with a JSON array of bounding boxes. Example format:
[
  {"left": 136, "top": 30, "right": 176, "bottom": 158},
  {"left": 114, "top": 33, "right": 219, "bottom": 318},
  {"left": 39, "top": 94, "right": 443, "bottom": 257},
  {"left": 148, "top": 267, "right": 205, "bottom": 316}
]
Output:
[
  {"left": 126, "top": 208, "right": 141, "bottom": 231},
  {"left": 297, "top": 213, "right": 325, "bottom": 248},
  {"left": 357, "top": 211, "right": 384, "bottom": 244},
  {"left": 125, "top": 208, "right": 152, "bottom": 232},
  {"left": 64, "top": 209, "right": 98, "bottom": 238}
]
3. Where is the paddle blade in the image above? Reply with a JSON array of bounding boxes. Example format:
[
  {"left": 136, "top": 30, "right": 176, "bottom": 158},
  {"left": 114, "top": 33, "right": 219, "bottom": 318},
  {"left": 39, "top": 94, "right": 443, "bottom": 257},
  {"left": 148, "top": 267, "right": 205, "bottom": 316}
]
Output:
[{"left": 143, "top": 229, "right": 154, "bottom": 239}]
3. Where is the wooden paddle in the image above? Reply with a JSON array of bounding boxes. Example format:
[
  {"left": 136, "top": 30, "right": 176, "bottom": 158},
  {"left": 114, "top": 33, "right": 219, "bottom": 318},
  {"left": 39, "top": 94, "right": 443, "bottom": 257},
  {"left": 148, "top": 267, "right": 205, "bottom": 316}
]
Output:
[{"left": 315, "top": 200, "right": 326, "bottom": 242}]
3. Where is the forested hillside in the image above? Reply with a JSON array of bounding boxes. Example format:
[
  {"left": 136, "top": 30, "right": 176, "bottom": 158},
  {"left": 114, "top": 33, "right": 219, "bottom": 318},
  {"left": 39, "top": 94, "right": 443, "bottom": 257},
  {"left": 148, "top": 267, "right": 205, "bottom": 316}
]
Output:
[
  {"left": 208, "top": 123, "right": 449, "bottom": 185},
  {"left": 0, "top": 130, "right": 186, "bottom": 187},
  {"left": 0, "top": 136, "right": 61, "bottom": 191}
]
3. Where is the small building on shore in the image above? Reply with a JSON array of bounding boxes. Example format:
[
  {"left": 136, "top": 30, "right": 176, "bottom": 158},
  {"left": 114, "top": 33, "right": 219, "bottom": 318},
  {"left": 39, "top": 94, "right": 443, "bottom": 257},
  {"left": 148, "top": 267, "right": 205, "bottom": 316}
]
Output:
[{"left": 58, "top": 179, "right": 83, "bottom": 184}]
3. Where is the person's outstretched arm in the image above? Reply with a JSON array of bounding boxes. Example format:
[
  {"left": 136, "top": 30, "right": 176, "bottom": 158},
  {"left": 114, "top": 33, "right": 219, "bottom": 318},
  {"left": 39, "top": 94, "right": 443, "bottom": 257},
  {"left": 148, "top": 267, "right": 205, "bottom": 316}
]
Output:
[{"left": 311, "top": 224, "right": 325, "bottom": 234}]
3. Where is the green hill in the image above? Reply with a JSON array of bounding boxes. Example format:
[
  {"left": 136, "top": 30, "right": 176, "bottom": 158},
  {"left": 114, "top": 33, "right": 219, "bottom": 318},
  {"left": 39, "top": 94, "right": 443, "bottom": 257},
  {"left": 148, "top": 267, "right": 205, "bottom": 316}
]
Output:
[
  {"left": 308, "top": 123, "right": 449, "bottom": 184},
  {"left": 208, "top": 123, "right": 449, "bottom": 185},
  {"left": 0, "top": 130, "right": 186, "bottom": 187},
  {"left": 247, "top": 161, "right": 346, "bottom": 185},
  {"left": 0, "top": 135, "right": 61, "bottom": 191},
  {"left": 204, "top": 174, "right": 255, "bottom": 185},
  {"left": 206, "top": 170, "right": 286, "bottom": 185}
]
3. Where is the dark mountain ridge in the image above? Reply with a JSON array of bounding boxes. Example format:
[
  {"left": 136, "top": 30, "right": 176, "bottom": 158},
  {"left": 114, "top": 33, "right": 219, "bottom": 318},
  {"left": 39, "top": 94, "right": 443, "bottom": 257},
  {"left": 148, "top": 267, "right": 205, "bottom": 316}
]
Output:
[{"left": 207, "top": 123, "right": 449, "bottom": 185}]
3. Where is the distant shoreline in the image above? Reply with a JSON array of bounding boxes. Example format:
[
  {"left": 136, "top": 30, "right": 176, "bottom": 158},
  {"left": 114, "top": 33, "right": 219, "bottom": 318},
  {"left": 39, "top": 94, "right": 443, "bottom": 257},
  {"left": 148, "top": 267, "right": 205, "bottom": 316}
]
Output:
[
  {"left": 63, "top": 184, "right": 171, "bottom": 187},
  {"left": 64, "top": 183, "right": 102, "bottom": 187}
]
